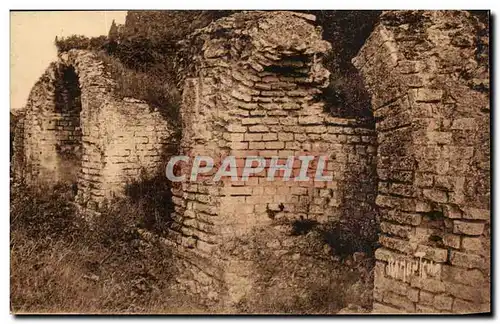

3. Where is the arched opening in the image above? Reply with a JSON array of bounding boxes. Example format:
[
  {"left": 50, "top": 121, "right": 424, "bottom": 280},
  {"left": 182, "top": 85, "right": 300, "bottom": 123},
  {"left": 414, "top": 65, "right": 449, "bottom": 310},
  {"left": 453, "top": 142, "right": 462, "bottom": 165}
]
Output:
[{"left": 53, "top": 64, "right": 83, "bottom": 189}]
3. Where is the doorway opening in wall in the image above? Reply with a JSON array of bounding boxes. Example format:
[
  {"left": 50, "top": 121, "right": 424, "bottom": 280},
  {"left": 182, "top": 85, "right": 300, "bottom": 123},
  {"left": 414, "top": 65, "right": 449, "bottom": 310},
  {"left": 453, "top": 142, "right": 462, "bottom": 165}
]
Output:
[{"left": 54, "top": 64, "right": 83, "bottom": 195}]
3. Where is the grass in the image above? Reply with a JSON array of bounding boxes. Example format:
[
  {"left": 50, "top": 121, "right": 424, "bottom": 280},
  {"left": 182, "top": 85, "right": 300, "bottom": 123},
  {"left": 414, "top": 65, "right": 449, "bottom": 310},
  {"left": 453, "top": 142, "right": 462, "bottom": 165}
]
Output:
[
  {"left": 96, "top": 51, "right": 181, "bottom": 127},
  {"left": 11, "top": 172, "right": 376, "bottom": 314},
  {"left": 10, "top": 181, "right": 203, "bottom": 314},
  {"left": 229, "top": 223, "right": 375, "bottom": 314},
  {"left": 10, "top": 180, "right": 375, "bottom": 314}
]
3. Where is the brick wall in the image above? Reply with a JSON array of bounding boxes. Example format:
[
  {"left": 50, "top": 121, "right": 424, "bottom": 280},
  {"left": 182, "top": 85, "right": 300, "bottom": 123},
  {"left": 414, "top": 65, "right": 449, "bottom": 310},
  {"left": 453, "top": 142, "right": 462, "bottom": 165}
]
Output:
[
  {"left": 353, "top": 10, "right": 490, "bottom": 314},
  {"left": 14, "top": 62, "right": 83, "bottom": 185},
  {"left": 12, "top": 9, "right": 490, "bottom": 314},
  {"left": 14, "top": 49, "right": 174, "bottom": 213},
  {"left": 169, "top": 11, "right": 378, "bottom": 307}
]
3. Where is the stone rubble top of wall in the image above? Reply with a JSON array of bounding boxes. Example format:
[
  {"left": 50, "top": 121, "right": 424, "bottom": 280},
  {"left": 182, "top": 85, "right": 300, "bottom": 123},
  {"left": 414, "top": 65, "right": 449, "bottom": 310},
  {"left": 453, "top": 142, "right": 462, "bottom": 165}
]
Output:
[
  {"left": 178, "top": 11, "right": 332, "bottom": 87},
  {"left": 353, "top": 10, "right": 489, "bottom": 105},
  {"left": 59, "top": 50, "right": 116, "bottom": 93},
  {"left": 24, "top": 49, "right": 120, "bottom": 115},
  {"left": 382, "top": 10, "right": 488, "bottom": 80}
]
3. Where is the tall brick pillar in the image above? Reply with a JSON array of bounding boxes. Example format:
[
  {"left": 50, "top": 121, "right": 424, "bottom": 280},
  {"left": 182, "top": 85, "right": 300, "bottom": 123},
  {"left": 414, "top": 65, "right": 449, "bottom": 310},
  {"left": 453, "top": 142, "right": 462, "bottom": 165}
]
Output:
[
  {"left": 353, "top": 10, "right": 490, "bottom": 314},
  {"left": 170, "top": 11, "right": 378, "bottom": 308}
]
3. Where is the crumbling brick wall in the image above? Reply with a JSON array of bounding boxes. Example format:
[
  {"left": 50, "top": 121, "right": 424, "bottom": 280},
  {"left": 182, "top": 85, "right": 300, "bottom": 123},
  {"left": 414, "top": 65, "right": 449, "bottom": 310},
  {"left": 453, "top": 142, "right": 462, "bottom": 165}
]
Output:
[
  {"left": 353, "top": 10, "right": 490, "bottom": 314},
  {"left": 13, "top": 62, "right": 82, "bottom": 185},
  {"left": 169, "top": 11, "right": 378, "bottom": 307},
  {"left": 13, "top": 49, "right": 174, "bottom": 212}
]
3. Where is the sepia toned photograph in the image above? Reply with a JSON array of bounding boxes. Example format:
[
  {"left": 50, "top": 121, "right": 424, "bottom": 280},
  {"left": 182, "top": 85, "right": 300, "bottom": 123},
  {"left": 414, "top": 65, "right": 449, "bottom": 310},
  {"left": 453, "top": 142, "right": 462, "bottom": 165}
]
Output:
[{"left": 10, "top": 9, "right": 491, "bottom": 315}]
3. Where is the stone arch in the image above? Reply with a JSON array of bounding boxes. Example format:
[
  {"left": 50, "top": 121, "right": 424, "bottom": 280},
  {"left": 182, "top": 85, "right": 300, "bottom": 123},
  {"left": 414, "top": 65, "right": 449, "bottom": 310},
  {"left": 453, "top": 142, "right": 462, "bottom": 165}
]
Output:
[
  {"left": 14, "top": 49, "right": 174, "bottom": 212},
  {"left": 352, "top": 10, "right": 490, "bottom": 314},
  {"left": 53, "top": 64, "right": 83, "bottom": 184}
]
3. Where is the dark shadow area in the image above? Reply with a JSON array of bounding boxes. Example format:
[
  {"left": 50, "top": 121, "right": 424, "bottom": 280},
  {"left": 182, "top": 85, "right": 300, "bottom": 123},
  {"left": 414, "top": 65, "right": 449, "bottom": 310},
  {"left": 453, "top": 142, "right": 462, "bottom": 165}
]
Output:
[
  {"left": 323, "top": 137, "right": 379, "bottom": 258},
  {"left": 54, "top": 65, "right": 82, "bottom": 114},
  {"left": 300, "top": 10, "right": 381, "bottom": 123},
  {"left": 123, "top": 174, "right": 175, "bottom": 236},
  {"left": 290, "top": 217, "right": 319, "bottom": 236},
  {"left": 263, "top": 56, "right": 309, "bottom": 77},
  {"left": 319, "top": 219, "right": 379, "bottom": 258}
]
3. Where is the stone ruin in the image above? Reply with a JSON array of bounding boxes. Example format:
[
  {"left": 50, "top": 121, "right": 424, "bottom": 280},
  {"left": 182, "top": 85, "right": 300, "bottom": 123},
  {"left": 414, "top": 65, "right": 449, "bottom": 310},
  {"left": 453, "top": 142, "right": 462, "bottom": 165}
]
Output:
[
  {"left": 12, "top": 10, "right": 490, "bottom": 313},
  {"left": 12, "top": 50, "right": 174, "bottom": 214},
  {"left": 165, "top": 11, "right": 378, "bottom": 308}
]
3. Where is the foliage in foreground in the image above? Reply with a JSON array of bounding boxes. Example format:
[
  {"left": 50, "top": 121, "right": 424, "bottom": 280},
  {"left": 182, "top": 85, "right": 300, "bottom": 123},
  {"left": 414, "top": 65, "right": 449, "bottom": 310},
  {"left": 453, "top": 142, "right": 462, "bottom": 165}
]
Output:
[
  {"left": 10, "top": 180, "right": 375, "bottom": 314},
  {"left": 10, "top": 182, "right": 199, "bottom": 314}
]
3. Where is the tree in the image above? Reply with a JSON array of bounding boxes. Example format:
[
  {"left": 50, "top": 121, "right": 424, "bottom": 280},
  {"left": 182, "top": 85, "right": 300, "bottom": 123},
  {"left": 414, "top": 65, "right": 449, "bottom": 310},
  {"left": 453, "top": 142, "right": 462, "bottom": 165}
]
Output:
[{"left": 108, "top": 19, "right": 119, "bottom": 42}]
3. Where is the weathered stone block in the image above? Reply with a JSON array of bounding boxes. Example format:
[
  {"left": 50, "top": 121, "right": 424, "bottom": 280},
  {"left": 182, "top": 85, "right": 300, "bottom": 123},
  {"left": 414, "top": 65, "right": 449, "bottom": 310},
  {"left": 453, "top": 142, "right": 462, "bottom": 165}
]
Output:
[
  {"left": 450, "top": 251, "right": 485, "bottom": 269},
  {"left": 415, "top": 245, "right": 448, "bottom": 263},
  {"left": 415, "top": 88, "right": 444, "bottom": 102},
  {"left": 453, "top": 220, "right": 485, "bottom": 236},
  {"left": 383, "top": 291, "right": 416, "bottom": 312},
  {"left": 434, "top": 294, "right": 453, "bottom": 311},
  {"left": 422, "top": 189, "right": 448, "bottom": 203},
  {"left": 410, "top": 277, "right": 446, "bottom": 293},
  {"left": 380, "top": 221, "right": 414, "bottom": 239},
  {"left": 419, "top": 290, "right": 435, "bottom": 305},
  {"left": 452, "top": 298, "right": 484, "bottom": 314},
  {"left": 462, "top": 207, "right": 489, "bottom": 221},
  {"left": 248, "top": 125, "right": 269, "bottom": 133},
  {"left": 442, "top": 265, "right": 486, "bottom": 287},
  {"left": 461, "top": 237, "right": 484, "bottom": 252},
  {"left": 451, "top": 118, "right": 477, "bottom": 130},
  {"left": 442, "top": 234, "right": 461, "bottom": 249}
]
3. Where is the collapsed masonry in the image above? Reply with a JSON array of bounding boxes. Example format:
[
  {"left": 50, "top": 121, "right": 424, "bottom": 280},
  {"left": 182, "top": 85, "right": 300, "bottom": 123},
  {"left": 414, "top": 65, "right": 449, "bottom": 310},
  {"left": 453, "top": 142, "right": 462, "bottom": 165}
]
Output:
[
  {"left": 12, "top": 10, "right": 490, "bottom": 314},
  {"left": 12, "top": 50, "right": 174, "bottom": 213}
]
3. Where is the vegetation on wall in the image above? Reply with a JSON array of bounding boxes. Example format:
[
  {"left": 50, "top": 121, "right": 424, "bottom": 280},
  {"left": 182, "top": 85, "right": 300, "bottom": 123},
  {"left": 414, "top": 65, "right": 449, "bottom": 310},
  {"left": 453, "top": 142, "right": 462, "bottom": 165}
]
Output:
[
  {"left": 301, "top": 10, "right": 381, "bottom": 122},
  {"left": 54, "top": 35, "right": 108, "bottom": 53},
  {"left": 53, "top": 11, "right": 381, "bottom": 125}
]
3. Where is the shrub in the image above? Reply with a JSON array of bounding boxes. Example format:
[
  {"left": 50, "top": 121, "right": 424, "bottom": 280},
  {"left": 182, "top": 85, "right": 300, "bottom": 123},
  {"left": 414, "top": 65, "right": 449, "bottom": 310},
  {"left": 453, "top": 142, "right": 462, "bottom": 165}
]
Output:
[
  {"left": 96, "top": 51, "right": 181, "bottom": 126},
  {"left": 55, "top": 35, "right": 109, "bottom": 53},
  {"left": 54, "top": 33, "right": 181, "bottom": 126}
]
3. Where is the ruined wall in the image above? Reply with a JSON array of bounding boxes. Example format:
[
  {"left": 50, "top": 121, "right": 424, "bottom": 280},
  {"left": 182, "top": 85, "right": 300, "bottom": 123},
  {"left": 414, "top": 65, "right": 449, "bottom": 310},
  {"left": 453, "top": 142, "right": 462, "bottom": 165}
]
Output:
[
  {"left": 14, "top": 62, "right": 82, "bottom": 185},
  {"left": 12, "top": 9, "right": 490, "bottom": 314},
  {"left": 11, "top": 111, "right": 26, "bottom": 177},
  {"left": 169, "top": 11, "right": 378, "bottom": 307},
  {"left": 14, "top": 49, "right": 174, "bottom": 212},
  {"left": 353, "top": 10, "right": 490, "bottom": 314}
]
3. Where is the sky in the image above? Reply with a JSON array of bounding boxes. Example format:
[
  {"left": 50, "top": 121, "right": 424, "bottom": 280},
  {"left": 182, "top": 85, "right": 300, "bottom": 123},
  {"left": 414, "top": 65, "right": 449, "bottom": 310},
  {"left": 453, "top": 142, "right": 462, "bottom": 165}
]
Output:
[{"left": 10, "top": 11, "right": 127, "bottom": 110}]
